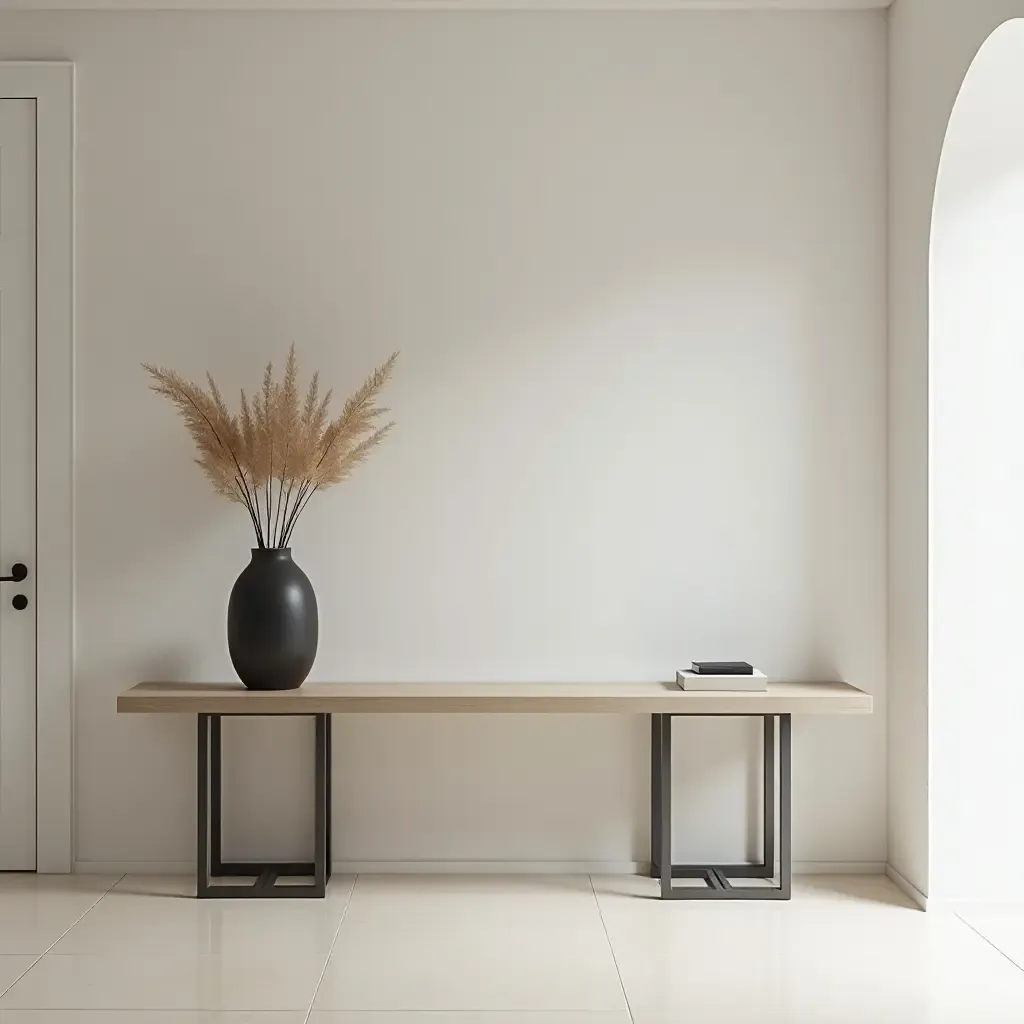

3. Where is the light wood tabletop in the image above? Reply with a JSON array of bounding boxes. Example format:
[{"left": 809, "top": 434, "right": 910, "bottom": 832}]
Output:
[{"left": 118, "top": 680, "right": 872, "bottom": 716}]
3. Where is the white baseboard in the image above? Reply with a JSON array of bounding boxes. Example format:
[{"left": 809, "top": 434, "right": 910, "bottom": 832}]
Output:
[
  {"left": 794, "top": 860, "right": 885, "bottom": 875},
  {"left": 75, "top": 858, "right": 885, "bottom": 876},
  {"left": 337, "top": 860, "right": 648, "bottom": 875},
  {"left": 76, "top": 861, "right": 191, "bottom": 875},
  {"left": 340, "top": 860, "right": 885, "bottom": 876},
  {"left": 74, "top": 860, "right": 646, "bottom": 875},
  {"left": 886, "top": 863, "right": 928, "bottom": 910}
]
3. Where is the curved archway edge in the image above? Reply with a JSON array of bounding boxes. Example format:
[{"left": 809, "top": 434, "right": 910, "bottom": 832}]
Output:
[{"left": 888, "top": 0, "right": 1024, "bottom": 906}]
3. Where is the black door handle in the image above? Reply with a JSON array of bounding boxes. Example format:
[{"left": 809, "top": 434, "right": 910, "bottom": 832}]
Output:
[{"left": 0, "top": 563, "right": 28, "bottom": 583}]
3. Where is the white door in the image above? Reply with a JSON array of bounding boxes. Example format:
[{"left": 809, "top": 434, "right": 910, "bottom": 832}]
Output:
[{"left": 0, "top": 98, "right": 37, "bottom": 870}]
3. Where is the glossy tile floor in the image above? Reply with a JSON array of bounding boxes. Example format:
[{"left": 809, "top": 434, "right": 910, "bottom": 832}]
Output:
[{"left": 1, "top": 872, "right": 1023, "bottom": 1022}]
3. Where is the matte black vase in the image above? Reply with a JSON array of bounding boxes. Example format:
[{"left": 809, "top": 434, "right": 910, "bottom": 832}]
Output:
[{"left": 227, "top": 548, "right": 318, "bottom": 690}]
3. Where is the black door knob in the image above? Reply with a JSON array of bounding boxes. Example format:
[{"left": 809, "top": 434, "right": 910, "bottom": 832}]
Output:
[
  {"left": 1, "top": 563, "right": 27, "bottom": 583},
  {"left": 11, "top": 594, "right": 27, "bottom": 611}
]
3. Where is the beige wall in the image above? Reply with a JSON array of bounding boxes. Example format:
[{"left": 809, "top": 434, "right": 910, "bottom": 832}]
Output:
[
  {"left": 887, "top": 0, "right": 1024, "bottom": 901},
  {"left": 0, "top": 9, "right": 887, "bottom": 870}
]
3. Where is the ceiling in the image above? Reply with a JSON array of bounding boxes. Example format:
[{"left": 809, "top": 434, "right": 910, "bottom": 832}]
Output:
[{"left": 0, "top": 1, "right": 894, "bottom": 10}]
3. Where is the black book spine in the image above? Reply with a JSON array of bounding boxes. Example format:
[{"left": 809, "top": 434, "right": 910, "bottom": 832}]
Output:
[{"left": 691, "top": 662, "right": 754, "bottom": 675}]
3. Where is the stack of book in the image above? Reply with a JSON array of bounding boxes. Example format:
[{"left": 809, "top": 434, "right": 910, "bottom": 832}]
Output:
[{"left": 676, "top": 661, "right": 768, "bottom": 692}]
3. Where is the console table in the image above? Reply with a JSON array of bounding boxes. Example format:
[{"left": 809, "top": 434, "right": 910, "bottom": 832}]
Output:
[{"left": 117, "top": 680, "right": 871, "bottom": 901}]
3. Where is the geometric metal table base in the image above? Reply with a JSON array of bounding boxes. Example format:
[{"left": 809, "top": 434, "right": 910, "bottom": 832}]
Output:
[
  {"left": 195, "top": 707, "right": 788, "bottom": 901},
  {"left": 651, "top": 712, "right": 791, "bottom": 900},
  {"left": 197, "top": 712, "right": 333, "bottom": 899}
]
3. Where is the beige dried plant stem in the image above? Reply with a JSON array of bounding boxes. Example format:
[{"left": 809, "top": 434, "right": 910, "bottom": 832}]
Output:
[{"left": 144, "top": 348, "right": 397, "bottom": 548}]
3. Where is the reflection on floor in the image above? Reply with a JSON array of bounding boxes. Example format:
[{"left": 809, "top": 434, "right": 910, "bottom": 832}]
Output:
[{"left": 0, "top": 872, "right": 1022, "bottom": 1022}]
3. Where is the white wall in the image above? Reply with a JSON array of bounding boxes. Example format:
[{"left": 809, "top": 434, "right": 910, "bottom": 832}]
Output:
[
  {"left": 929, "top": 20, "right": 1024, "bottom": 903},
  {"left": 887, "top": 0, "right": 1024, "bottom": 902},
  {"left": 0, "top": 9, "right": 887, "bottom": 870}
]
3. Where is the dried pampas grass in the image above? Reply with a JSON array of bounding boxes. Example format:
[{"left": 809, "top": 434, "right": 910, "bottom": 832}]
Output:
[{"left": 144, "top": 348, "right": 397, "bottom": 548}]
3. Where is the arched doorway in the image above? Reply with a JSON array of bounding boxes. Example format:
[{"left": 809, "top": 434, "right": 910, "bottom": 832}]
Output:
[{"left": 930, "top": 18, "right": 1024, "bottom": 902}]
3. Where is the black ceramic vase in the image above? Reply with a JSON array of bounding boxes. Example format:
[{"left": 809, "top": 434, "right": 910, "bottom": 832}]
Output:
[{"left": 227, "top": 549, "right": 318, "bottom": 690}]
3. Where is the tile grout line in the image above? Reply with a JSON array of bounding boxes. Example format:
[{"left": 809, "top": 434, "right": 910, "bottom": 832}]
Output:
[
  {"left": 589, "top": 874, "right": 635, "bottom": 1024},
  {"left": 302, "top": 872, "right": 359, "bottom": 1024},
  {"left": 0, "top": 872, "right": 126, "bottom": 1001},
  {"left": 105, "top": 873, "right": 132, "bottom": 894},
  {"left": 955, "top": 912, "right": 1024, "bottom": 976}
]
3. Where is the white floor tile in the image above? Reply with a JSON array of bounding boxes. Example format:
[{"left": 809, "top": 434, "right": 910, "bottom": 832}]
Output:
[
  {"left": 332, "top": 874, "right": 599, "bottom": 909},
  {"left": 0, "top": 877, "right": 119, "bottom": 955},
  {"left": 0, "top": 954, "right": 327, "bottom": 1011},
  {"left": 959, "top": 908, "right": 1024, "bottom": 970},
  {"left": 0, "top": 961, "right": 36, "bottom": 1000},
  {"left": 52, "top": 875, "right": 354, "bottom": 956},
  {"left": 0, "top": 1014, "right": 304, "bottom": 1023},
  {"left": 313, "top": 876, "right": 626, "bottom": 1012},
  {"left": 0, "top": 877, "right": 120, "bottom": 895},
  {"left": 104, "top": 874, "right": 353, "bottom": 903},
  {"left": 0, "top": 905, "right": 98, "bottom": 957},
  {"left": 593, "top": 875, "right": 1024, "bottom": 1022},
  {"left": 3, "top": 872, "right": 1023, "bottom": 1021}
]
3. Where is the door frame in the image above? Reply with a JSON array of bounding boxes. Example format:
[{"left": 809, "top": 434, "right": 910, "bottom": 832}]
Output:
[{"left": 0, "top": 62, "right": 74, "bottom": 873}]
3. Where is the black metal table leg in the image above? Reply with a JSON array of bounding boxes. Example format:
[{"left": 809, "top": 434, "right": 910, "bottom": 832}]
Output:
[
  {"left": 763, "top": 715, "right": 775, "bottom": 878},
  {"left": 657, "top": 714, "right": 673, "bottom": 898},
  {"left": 651, "top": 712, "right": 792, "bottom": 900},
  {"left": 196, "top": 712, "right": 332, "bottom": 899},
  {"left": 211, "top": 715, "right": 223, "bottom": 876},
  {"left": 650, "top": 714, "right": 662, "bottom": 879},
  {"left": 779, "top": 713, "right": 792, "bottom": 900},
  {"left": 314, "top": 713, "right": 328, "bottom": 893},
  {"left": 197, "top": 714, "right": 211, "bottom": 898},
  {"left": 327, "top": 713, "right": 333, "bottom": 881}
]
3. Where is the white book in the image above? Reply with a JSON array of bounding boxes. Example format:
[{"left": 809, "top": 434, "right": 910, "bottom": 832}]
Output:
[{"left": 676, "top": 669, "right": 768, "bottom": 692}]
